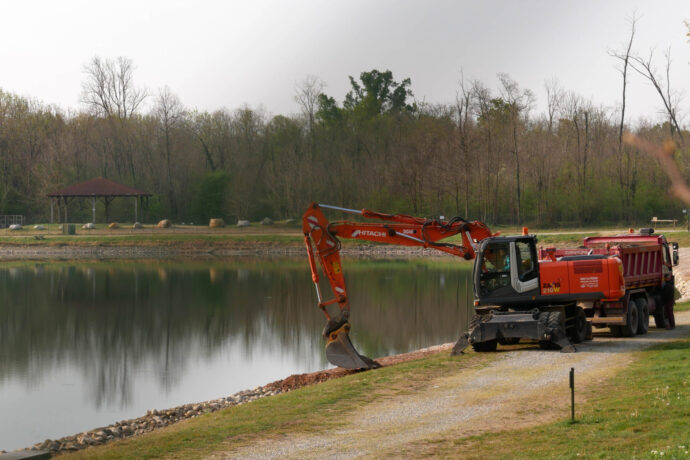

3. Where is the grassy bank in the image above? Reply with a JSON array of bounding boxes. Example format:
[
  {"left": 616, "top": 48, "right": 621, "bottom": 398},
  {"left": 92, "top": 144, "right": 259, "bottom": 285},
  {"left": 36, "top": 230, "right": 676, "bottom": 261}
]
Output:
[
  {"left": 59, "top": 351, "right": 494, "bottom": 459},
  {"left": 420, "top": 338, "right": 690, "bottom": 459},
  {"left": 60, "top": 330, "right": 690, "bottom": 459},
  {"left": 2, "top": 223, "right": 687, "bottom": 249}
]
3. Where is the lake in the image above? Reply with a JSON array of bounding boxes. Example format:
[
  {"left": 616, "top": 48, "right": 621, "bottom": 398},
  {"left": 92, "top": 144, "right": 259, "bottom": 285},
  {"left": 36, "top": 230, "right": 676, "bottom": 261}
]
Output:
[{"left": 0, "top": 257, "right": 473, "bottom": 451}]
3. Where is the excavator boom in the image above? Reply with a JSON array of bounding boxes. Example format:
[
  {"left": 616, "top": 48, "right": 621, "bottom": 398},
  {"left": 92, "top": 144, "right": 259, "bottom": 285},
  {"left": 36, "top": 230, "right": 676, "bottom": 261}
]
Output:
[{"left": 303, "top": 202, "right": 497, "bottom": 369}]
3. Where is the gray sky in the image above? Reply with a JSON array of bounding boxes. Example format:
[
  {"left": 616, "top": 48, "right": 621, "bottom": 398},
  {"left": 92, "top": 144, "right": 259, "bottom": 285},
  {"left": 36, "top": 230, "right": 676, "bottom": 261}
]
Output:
[{"left": 1, "top": 0, "right": 689, "bottom": 123}]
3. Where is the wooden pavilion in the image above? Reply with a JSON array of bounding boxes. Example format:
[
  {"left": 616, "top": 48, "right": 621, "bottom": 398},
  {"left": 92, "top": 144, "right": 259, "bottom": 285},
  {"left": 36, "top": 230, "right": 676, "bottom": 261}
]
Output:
[{"left": 48, "top": 177, "right": 151, "bottom": 223}]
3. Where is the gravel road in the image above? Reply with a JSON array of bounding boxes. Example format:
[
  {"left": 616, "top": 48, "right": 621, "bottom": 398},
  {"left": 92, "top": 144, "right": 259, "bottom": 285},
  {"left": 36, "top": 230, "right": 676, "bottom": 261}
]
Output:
[{"left": 212, "top": 252, "right": 690, "bottom": 460}]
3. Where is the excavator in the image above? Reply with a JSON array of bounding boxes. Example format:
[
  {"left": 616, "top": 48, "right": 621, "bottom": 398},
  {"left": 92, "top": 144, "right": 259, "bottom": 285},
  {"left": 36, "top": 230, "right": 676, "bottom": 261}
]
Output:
[{"left": 303, "top": 202, "right": 634, "bottom": 369}]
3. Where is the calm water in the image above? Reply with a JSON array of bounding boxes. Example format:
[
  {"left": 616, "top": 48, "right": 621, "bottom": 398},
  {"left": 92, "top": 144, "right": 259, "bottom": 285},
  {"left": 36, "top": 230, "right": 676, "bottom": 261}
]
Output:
[{"left": 0, "top": 258, "right": 473, "bottom": 451}]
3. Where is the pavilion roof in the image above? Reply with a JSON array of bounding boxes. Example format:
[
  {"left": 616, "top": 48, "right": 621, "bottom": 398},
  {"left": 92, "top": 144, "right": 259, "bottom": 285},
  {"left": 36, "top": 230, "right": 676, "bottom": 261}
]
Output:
[{"left": 48, "top": 177, "right": 151, "bottom": 197}]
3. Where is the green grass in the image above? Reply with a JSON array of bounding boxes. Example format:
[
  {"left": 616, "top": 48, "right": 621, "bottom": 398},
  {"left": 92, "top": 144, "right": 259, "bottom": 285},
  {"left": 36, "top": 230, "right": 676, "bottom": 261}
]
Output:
[
  {"left": 0, "top": 233, "right": 304, "bottom": 246},
  {"left": 676, "top": 300, "right": 690, "bottom": 312},
  {"left": 409, "top": 339, "right": 690, "bottom": 459}
]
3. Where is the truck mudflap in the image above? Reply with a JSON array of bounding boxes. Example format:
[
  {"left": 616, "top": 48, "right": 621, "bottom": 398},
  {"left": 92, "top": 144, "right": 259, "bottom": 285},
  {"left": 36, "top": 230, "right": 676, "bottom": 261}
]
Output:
[{"left": 452, "top": 309, "right": 576, "bottom": 355}]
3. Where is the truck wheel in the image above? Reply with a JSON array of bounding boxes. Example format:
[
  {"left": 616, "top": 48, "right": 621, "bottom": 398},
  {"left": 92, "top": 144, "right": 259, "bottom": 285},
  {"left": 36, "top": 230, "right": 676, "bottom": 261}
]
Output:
[
  {"left": 620, "top": 299, "right": 639, "bottom": 337},
  {"left": 472, "top": 340, "right": 498, "bottom": 352},
  {"left": 468, "top": 314, "right": 497, "bottom": 352},
  {"left": 537, "top": 311, "right": 564, "bottom": 350},
  {"left": 653, "top": 295, "right": 668, "bottom": 329},
  {"left": 635, "top": 297, "right": 649, "bottom": 335},
  {"left": 569, "top": 308, "right": 588, "bottom": 343}
]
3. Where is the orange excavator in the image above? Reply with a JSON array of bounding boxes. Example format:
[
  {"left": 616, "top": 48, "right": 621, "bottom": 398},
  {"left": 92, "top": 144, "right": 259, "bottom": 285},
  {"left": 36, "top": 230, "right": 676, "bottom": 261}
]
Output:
[
  {"left": 303, "top": 202, "right": 496, "bottom": 369},
  {"left": 303, "top": 203, "right": 677, "bottom": 369}
]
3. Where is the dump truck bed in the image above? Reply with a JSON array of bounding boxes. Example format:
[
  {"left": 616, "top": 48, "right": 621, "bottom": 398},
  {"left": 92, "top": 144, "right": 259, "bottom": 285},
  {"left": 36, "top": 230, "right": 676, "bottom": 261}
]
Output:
[{"left": 539, "top": 234, "right": 668, "bottom": 290}]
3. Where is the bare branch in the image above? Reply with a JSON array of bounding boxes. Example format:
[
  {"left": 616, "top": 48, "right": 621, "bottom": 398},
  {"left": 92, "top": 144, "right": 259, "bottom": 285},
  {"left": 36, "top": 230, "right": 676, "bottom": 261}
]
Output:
[
  {"left": 81, "top": 56, "right": 148, "bottom": 119},
  {"left": 629, "top": 48, "right": 684, "bottom": 142}
]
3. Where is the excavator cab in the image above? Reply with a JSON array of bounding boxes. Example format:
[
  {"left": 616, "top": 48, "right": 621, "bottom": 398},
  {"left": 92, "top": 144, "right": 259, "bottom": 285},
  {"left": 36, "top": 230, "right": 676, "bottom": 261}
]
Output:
[{"left": 474, "top": 236, "right": 540, "bottom": 305}]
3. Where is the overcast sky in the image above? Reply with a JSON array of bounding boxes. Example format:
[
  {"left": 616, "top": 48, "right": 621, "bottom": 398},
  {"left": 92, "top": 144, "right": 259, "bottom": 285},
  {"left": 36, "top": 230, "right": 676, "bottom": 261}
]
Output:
[{"left": 1, "top": 0, "right": 689, "bottom": 123}]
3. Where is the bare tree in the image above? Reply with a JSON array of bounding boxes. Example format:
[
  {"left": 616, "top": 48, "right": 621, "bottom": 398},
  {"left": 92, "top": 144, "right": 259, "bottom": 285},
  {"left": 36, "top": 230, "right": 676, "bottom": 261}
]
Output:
[
  {"left": 454, "top": 71, "right": 474, "bottom": 217},
  {"left": 609, "top": 14, "right": 637, "bottom": 171},
  {"left": 630, "top": 48, "right": 684, "bottom": 142},
  {"left": 544, "top": 77, "right": 563, "bottom": 134},
  {"left": 154, "top": 86, "right": 185, "bottom": 216},
  {"left": 294, "top": 75, "right": 324, "bottom": 134},
  {"left": 609, "top": 15, "right": 640, "bottom": 215},
  {"left": 498, "top": 73, "right": 535, "bottom": 226},
  {"left": 81, "top": 56, "right": 148, "bottom": 119}
]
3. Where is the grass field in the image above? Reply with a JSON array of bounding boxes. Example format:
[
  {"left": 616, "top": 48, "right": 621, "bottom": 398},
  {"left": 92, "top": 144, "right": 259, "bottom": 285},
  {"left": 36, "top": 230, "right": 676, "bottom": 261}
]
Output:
[{"left": 5, "top": 221, "right": 686, "bottom": 249}]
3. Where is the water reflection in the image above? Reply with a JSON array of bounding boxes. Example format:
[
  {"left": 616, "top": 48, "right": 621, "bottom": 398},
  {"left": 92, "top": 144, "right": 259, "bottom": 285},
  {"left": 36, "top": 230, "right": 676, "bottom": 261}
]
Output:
[{"left": 0, "top": 258, "right": 472, "bottom": 450}]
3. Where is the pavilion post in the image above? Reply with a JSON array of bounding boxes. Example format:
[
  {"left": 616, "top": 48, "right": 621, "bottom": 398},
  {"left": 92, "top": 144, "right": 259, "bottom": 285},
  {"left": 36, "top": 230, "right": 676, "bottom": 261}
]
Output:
[
  {"left": 104, "top": 197, "right": 111, "bottom": 223},
  {"left": 50, "top": 199, "right": 54, "bottom": 224},
  {"left": 63, "top": 197, "right": 68, "bottom": 223},
  {"left": 134, "top": 196, "right": 138, "bottom": 223},
  {"left": 92, "top": 196, "right": 96, "bottom": 224}
]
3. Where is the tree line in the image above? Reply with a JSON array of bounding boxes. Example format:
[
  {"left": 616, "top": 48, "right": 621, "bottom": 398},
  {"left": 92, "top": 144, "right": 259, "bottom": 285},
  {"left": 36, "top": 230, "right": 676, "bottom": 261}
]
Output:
[{"left": 0, "top": 53, "right": 687, "bottom": 227}]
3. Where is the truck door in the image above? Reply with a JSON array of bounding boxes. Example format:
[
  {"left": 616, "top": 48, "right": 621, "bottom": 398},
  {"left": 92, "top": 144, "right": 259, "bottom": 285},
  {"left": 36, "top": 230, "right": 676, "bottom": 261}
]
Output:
[{"left": 510, "top": 239, "right": 539, "bottom": 293}]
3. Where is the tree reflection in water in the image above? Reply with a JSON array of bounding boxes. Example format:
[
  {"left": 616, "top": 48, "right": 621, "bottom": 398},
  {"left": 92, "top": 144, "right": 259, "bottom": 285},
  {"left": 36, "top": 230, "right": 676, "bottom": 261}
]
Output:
[{"left": 0, "top": 259, "right": 473, "bottom": 408}]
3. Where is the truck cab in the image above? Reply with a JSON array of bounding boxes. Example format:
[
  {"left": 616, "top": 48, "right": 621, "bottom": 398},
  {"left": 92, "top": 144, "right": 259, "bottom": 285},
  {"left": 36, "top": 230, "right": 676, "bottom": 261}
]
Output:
[{"left": 473, "top": 236, "right": 540, "bottom": 306}]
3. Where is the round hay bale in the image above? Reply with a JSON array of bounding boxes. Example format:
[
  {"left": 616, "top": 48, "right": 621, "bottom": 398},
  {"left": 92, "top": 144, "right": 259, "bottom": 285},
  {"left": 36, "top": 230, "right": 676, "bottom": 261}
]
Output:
[
  {"left": 209, "top": 218, "right": 225, "bottom": 228},
  {"left": 108, "top": 222, "right": 119, "bottom": 229},
  {"left": 33, "top": 225, "right": 46, "bottom": 230},
  {"left": 260, "top": 217, "right": 273, "bottom": 225},
  {"left": 82, "top": 223, "right": 95, "bottom": 230},
  {"left": 236, "top": 220, "right": 250, "bottom": 228},
  {"left": 157, "top": 219, "right": 172, "bottom": 228},
  {"left": 8, "top": 224, "right": 23, "bottom": 231},
  {"left": 132, "top": 222, "right": 143, "bottom": 229}
]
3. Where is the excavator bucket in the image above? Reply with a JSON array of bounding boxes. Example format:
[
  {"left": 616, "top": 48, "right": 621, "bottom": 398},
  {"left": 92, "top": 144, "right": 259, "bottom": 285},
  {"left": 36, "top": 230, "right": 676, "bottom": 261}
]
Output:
[{"left": 325, "top": 323, "right": 380, "bottom": 369}]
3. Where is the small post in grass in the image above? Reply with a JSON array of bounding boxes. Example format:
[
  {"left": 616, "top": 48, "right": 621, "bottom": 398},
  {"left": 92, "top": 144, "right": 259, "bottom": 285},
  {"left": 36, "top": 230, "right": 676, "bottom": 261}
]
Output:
[{"left": 569, "top": 367, "right": 575, "bottom": 421}]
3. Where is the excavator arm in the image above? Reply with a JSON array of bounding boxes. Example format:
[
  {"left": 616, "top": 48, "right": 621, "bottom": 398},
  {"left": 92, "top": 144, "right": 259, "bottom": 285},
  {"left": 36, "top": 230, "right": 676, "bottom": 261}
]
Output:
[{"left": 302, "top": 202, "right": 497, "bottom": 369}]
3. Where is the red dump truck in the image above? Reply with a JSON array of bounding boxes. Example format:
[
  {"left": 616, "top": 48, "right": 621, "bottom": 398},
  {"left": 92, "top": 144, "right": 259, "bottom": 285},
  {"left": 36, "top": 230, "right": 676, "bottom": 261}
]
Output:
[{"left": 539, "top": 229, "right": 678, "bottom": 337}]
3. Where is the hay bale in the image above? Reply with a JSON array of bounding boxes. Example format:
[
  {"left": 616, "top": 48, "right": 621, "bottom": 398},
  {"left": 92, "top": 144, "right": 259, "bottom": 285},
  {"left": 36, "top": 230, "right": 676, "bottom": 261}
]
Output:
[
  {"left": 260, "top": 217, "right": 273, "bottom": 225},
  {"left": 236, "top": 220, "right": 250, "bottom": 228},
  {"left": 209, "top": 218, "right": 225, "bottom": 228},
  {"left": 108, "top": 222, "right": 119, "bottom": 229},
  {"left": 132, "top": 222, "right": 143, "bottom": 229},
  {"left": 8, "top": 224, "right": 22, "bottom": 231},
  {"left": 157, "top": 219, "right": 172, "bottom": 228},
  {"left": 33, "top": 225, "right": 46, "bottom": 230},
  {"left": 82, "top": 223, "right": 95, "bottom": 230}
]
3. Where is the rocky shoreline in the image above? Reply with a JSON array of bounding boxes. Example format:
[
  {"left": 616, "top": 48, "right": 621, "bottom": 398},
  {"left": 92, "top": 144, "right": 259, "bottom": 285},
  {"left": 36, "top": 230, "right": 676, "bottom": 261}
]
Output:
[
  {"left": 0, "top": 243, "right": 457, "bottom": 260},
  {"left": 23, "top": 385, "right": 283, "bottom": 455}
]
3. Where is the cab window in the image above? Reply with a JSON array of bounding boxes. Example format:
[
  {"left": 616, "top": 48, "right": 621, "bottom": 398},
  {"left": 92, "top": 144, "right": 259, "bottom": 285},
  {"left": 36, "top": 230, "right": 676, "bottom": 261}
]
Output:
[
  {"left": 479, "top": 242, "right": 511, "bottom": 295},
  {"left": 516, "top": 241, "right": 535, "bottom": 281},
  {"left": 482, "top": 242, "right": 510, "bottom": 273}
]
